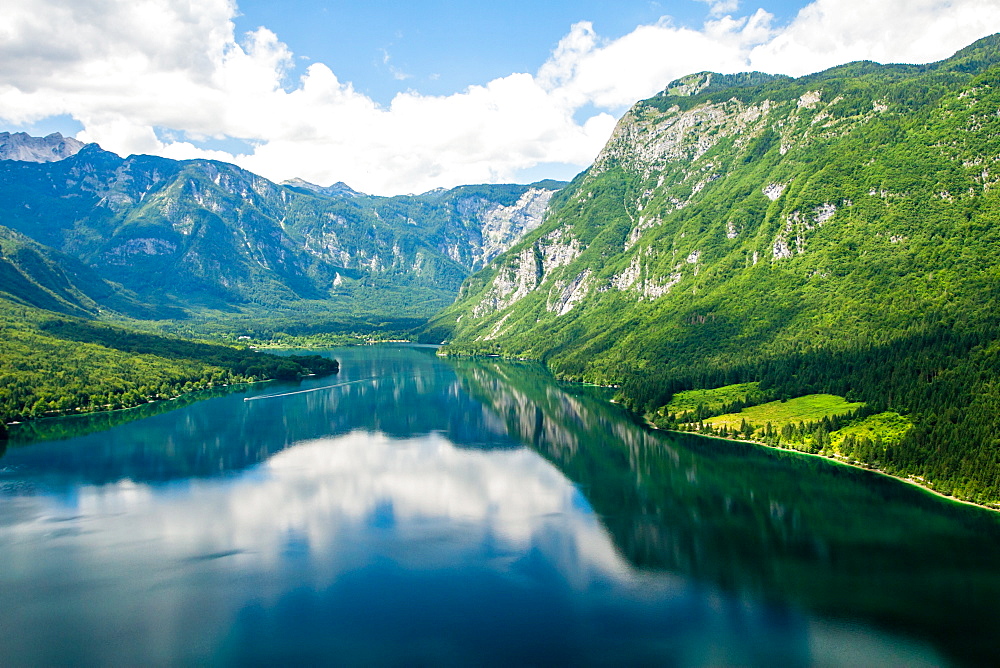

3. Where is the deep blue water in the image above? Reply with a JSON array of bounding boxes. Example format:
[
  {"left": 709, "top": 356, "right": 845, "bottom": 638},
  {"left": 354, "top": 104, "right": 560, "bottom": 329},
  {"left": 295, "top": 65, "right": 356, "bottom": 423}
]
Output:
[{"left": 2, "top": 345, "right": 999, "bottom": 666}]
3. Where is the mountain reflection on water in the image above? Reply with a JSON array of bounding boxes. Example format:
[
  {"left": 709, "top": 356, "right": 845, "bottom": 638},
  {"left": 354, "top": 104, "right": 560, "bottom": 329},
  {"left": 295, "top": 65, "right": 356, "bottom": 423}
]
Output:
[{"left": 1, "top": 345, "right": 998, "bottom": 666}]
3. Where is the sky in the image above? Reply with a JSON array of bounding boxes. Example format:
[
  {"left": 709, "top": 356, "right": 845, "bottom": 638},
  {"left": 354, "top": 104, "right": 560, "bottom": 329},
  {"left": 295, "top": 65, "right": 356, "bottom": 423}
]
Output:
[{"left": 3, "top": 1, "right": 1000, "bottom": 195}]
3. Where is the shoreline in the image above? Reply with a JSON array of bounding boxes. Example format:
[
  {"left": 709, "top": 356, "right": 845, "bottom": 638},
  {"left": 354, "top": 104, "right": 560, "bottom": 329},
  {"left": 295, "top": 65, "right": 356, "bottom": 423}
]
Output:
[
  {"left": 4, "top": 353, "right": 345, "bottom": 432},
  {"left": 657, "top": 424, "right": 1000, "bottom": 514},
  {"left": 250, "top": 338, "right": 410, "bottom": 350},
  {"left": 436, "top": 350, "right": 1000, "bottom": 515},
  {"left": 2, "top": 379, "right": 274, "bottom": 440},
  {"left": 439, "top": 352, "right": 1000, "bottom": 513}
]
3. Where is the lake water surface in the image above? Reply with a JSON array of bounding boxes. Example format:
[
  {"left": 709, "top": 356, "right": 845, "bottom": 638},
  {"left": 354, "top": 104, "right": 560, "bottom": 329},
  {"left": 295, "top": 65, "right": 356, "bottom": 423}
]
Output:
[{"left": 2, "top": 345, "right": 999, "bottom": 666}]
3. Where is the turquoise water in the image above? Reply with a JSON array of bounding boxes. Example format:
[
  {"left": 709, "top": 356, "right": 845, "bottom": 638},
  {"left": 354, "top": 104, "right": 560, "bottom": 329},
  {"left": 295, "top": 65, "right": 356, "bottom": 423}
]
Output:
[{"left": 2, "top": 345, "right": 999, "bottom": 665}]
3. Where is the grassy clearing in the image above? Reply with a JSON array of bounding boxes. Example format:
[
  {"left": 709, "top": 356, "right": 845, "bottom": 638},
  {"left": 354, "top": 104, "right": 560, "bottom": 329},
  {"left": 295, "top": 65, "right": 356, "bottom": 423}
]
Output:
[
  {"left": 706, "top": 394, "right": 864, "bottom": 430},
  {"left": 663, "top": 382, "right": 763, "bottom": 416},
  {"left": 831, "top": 412, "right": 912, "bottom": 448}
]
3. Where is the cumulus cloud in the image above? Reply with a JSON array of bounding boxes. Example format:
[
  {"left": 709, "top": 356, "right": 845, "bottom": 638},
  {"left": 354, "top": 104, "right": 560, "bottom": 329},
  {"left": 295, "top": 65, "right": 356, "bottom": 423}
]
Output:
[
  {"left": 749, "top": 0, "right": 1000, "bottom": 75},
  {"left": 2, "top": 0, "right": 1000, "bottom": 194},
  {"left": 537, "top": 14, "right": 776, "bottom": 111}
]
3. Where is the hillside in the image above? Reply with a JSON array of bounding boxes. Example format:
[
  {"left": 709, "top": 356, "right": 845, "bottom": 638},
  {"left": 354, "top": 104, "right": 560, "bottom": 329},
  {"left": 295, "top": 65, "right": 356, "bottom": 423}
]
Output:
[
  {"left": 0, "top": 145, "right": 563, "bottom": 330},
  {"left": 0, "top": 296, "right": 339, "bottom": 425},
  {"left": 0, "top": 224, "right": 159, "bottom": 318},
  {"left": 430, "top": 35, "right": 1000, "bottom": 504}
]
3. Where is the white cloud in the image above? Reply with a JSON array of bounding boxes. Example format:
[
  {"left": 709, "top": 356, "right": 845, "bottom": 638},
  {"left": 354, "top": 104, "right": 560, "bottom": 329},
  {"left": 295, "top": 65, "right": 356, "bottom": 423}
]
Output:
[
  {"left": 538, "top": 15, "right": 776, "bottom": 112},
  {"left": 2, "top": 0, "right": 1000, "bottom": 194},
  {"left": 748, "top": 0, "right": 1000, "bottom": 76},
  {"left": 694, "top": 0, "right": 742, "bottom": 17}
]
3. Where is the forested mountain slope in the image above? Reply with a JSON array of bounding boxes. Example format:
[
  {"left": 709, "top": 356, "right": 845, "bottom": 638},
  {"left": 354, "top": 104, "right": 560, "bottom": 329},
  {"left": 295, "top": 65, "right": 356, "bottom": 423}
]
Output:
[
  {"left": 431, "top": 34, "right": 1000, "bottom": 503},
  {"left": 0, "top": 296, "right": 338, "bottom": 425},
  {"left": 0, "top": 224, "right": 156, "bottom": 319},
  {"left": 0, "top": 145, "right": 562, "bottom": 326}
]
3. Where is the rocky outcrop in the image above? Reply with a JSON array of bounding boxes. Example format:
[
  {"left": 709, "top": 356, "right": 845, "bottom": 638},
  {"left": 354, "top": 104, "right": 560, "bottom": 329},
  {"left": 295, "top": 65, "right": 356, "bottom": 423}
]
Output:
[
  {"left": 547, "top": 270, "right": 592, "bottom": 315},
  {"left": 474, "top": 188, "right": 555, "bottom": 267},
  {"left": 281, "top": 178, "right": 363, "bottom": 198},
  {"left": 0, "top": 132, "right": 85, "bottom": 162},
  {"left": 593, "top": 98, "right": 775, "bottom": 180},
  {"left": 472, "top": 247, "right": 542, "bottom": 317}
]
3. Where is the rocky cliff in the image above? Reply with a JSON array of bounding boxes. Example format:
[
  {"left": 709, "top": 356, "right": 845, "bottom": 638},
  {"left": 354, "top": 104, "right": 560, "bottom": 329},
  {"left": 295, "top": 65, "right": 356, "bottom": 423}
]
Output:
[{"left": 0, "top": 132, "right": 86, "bottom": 162}]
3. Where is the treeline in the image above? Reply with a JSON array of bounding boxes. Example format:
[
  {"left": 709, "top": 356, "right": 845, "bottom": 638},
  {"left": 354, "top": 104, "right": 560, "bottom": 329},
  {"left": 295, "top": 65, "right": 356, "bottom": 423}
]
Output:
[
  {"left": 39, "top": 318, "right": 338, "bottom": 377},
  {"left": 148, "top": 309, "right": 430, "bottom": 343}
]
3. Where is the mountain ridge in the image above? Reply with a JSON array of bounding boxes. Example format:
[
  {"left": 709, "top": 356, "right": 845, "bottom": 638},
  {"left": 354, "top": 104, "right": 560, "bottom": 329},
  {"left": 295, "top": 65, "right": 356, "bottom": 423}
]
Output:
[
  {"left": 0, "top": 143, "right": 565, "bottom": 329},
  {"left": 280, "top": 178, "right": 364, "bottom": 198},
  {"left": 0, "top": 131, "right": 86, "bottom": 163}
]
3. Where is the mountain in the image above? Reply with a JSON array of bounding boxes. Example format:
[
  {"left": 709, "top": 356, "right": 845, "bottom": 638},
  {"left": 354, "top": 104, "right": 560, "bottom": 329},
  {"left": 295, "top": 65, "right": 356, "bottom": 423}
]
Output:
[
  {"left": 430, "top": 34, "right": 1000, "bottom": 503},
  {"left": 0, "top": 144, "right": 564, "bottom": 330},
  {"left": 0, "top": 131, "right": 86, "bottom": 162},
  {"left": 280, "top": 178, "right": 363, "bottom": 198},
  {"left": 0, "top": 225, "right": 159, "bottom": 318}
]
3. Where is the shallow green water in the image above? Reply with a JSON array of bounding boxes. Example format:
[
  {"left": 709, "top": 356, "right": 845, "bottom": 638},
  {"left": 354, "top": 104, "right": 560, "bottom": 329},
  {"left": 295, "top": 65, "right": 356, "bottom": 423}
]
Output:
[{"left": 2, "top": 345, "right": 998, "bottom": 665}]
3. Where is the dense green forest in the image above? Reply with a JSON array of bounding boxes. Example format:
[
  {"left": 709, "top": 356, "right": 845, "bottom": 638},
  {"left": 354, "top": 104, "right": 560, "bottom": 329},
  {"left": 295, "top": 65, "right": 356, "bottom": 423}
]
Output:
[
  {"left": 431, "top": 35, "right": 1000, "bottom": 506},
  {"left": 0, "top": 297, "right": 338, "bottom": 425}
]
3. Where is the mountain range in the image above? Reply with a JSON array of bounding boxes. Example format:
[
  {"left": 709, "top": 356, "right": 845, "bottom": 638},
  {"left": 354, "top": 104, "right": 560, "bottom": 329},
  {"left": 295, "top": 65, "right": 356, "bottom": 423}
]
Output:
[
  {"left": 0, "top": 131, "right": 85, "bottom": 162},
  {"left": 0, "top": 140, "right": 563, "bottom": 331}
]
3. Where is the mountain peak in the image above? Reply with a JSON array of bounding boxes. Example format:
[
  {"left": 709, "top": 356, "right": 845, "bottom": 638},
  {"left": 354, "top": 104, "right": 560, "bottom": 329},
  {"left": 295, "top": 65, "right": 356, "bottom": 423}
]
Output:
[
  {"left": 660, "top": 71, "right": 790, "bottom": 99},
  {"left": 0, "top": 131, "right": 87, "bottom": 163},
  {"left": 281, "top": 177, "right": 364, "bottom": 198}
]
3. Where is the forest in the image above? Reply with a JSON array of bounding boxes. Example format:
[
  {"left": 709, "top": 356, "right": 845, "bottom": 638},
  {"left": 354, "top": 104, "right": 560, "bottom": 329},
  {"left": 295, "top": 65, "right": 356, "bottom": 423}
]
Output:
[{"left": 0, "top": 298, "right": 338, "bottom": 425}]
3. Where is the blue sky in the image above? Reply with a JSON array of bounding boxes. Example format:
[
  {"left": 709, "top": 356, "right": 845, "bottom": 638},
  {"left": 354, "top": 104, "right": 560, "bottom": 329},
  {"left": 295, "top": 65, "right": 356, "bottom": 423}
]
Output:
[
  {"left": 4, "top": 1, "right": 1000, "bottom": 194},
  {"left": 230, "top": 1, "right": 804, "bottom": 105}
]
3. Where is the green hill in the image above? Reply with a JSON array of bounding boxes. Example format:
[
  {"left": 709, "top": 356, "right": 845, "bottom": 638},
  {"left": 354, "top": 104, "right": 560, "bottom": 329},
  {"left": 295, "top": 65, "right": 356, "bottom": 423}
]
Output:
[
  {"left": 430, "top": 34, "right": 1000, "bottom": 505},
  {"left": 0, "top": 224, "right": 165, "bottom": 318},
  {"left": 0, "top": 297, "right": 338, "bottom": 424}
]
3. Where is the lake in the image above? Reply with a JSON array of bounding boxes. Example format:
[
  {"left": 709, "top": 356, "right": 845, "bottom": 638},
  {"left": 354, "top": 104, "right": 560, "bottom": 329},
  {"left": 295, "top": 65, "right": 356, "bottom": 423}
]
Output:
[{"left": 2, "top": 345, "right": 999, "bottom": 666}]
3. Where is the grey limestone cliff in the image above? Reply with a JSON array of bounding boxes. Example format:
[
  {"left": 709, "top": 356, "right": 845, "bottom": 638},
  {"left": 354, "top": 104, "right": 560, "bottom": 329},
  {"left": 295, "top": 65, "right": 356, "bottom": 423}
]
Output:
[{"left": 0, "top": 132, "right": 86, "bottom": 162}]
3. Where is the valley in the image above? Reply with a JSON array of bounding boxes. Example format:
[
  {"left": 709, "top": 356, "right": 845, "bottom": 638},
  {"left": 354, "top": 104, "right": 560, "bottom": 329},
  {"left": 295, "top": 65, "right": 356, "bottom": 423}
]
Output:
[
  {"left": 8, "top": 4, "right": 1000, "bottom": 664},
  {"left": 0, "top": 134, "right": 563, "bottom": 424}
]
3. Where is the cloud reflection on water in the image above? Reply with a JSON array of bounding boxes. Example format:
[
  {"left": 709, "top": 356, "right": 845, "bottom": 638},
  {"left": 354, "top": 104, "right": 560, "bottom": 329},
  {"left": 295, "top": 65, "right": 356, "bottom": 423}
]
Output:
[{"left": 2, "top": 429, "right": 686, "bottom": 664}]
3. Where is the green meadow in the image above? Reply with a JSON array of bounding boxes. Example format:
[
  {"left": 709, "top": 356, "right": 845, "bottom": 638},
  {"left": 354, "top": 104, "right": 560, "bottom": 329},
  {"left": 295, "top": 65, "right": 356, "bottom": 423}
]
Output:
[
  {"left": 706, "top": 394, "right": 864, "bottom": 431},
  {"left": 662, "top": 382, "right": 764, "bottom": 417},
  {"left": 830, "top": 411, "right": 913, "bottom": 448}
]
